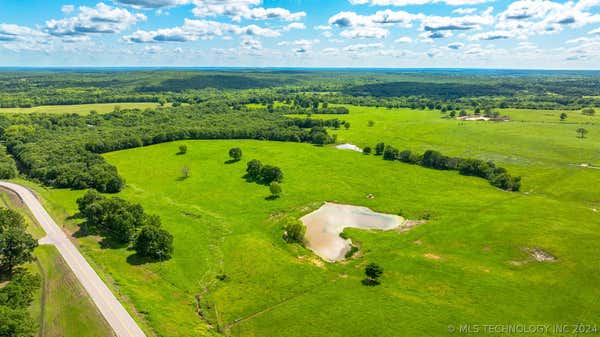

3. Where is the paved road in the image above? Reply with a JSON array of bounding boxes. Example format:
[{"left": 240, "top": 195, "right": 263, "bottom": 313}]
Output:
[{"left": 0, "top": 181, "right": 146, "bottom": 337}]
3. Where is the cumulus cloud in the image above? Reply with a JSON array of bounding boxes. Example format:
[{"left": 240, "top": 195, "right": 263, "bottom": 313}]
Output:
[
  {"left": 340, "top": 26, "right": 390, "bottom": 38},
  {"left": 349, "top": 0, "right": 491, "bottom": 6},
  {"left": 191, "top": 0, "right": 305, "bottom": 22},
  {"left": 421, "top": 7, "right": 494, "bottom": 32},
  {"left": 283, "top": 22, "right": 306, "bottom": 31},
  {"left": 114, "top": 0, "right": 191, "bottom": 8},
  {"left": 471, "top": 30, "right": 513, "bottom": 40},
  {"left": 452, "top": 8, "right": 477, "bottom": 15},
  {"left": 343, "top": 42, "right": 383, "bottom": 52},
  {"left": 394, "top": 36, "right": 412, "bottom": 43},
  {"left": 45, "top": 2, "right": 146, "bottom": 37},
  {"left": 495, "top": 0, "right": 600, "bottom": 38},
  {"left": 123, "top": 18, "right": 280, "bottom": 43}
]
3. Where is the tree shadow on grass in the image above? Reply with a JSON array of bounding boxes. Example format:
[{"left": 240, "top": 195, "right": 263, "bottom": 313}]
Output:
[
  {"left": 176, "top": 176, "right": 190, "bottom": 182},
  {"left": 126, "top": 253, "right": 160, "bottom": 266},
  {"left": 99, "top": 237, "right": 129, "bottom": 250},
  {"left": 264, "top": 195, "right": 280, "bottom": 201},
  {"left": 361, "top": 278, "right": 380, "bottom": 286},
  {"left": 224, "top": 159, "right": 240, "bottom": 164}
]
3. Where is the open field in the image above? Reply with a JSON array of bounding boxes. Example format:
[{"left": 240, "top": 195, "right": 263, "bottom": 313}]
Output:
[
  {"left": 0, "top": 188, "right": 114, "bottom": 337},
  {"left": 20, "top": 105, "right": 600, "bottom": 337},
  {"left": 0, "top": 102, "right": 162, "bottom": 115}
]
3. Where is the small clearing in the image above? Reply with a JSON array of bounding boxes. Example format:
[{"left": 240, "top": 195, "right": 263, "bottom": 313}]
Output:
[
  {"left": 335, "top": 143, "right": 362, "bottom": 152},
  {"left": 301, "top": 202, "right": 404, "bottom": 261}
]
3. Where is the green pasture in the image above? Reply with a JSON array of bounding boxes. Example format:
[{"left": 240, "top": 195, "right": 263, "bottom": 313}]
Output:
[{"left": 20, "top": 105, "right": 600, "bottom": 337}]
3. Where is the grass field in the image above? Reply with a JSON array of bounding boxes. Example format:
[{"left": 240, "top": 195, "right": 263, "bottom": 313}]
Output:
[
  {"left": 0, "top": 189, "right": 114, "bottom": 337},
  {"left": 0, "top": 102, "right": 162, "bottom": 115},
  {"left": 22, "top": 106, "right": 600, "bottom": 337}
]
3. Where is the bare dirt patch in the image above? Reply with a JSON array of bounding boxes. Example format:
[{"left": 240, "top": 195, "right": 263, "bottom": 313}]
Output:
[
  {"left": 424, "top": 253, "right": 441, "bottom": 260},
  {"left": 510, "top": 247, "right": 556, "bottom": 265}
]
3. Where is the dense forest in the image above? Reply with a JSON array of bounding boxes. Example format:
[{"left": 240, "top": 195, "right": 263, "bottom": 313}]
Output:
[{"left": 1, "top": 69, "right": 599, "bottom": 110}]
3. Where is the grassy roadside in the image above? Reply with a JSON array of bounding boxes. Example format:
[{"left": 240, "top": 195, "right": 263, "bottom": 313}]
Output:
[{"left": 0, "top": 188, "right": 114, "bottom": 337}]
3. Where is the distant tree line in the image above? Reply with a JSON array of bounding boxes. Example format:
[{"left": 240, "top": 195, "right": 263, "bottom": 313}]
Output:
[
  {"left": 371, "top": 143, "right": 521, "bottom": 191},
  {"left": 0, "top": 105, "right": 336, "bottom": 193}
]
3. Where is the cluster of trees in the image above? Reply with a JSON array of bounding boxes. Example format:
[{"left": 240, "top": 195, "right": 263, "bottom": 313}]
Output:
[
  {"left": 246, "top": 160, "right": 284, "bottom": 184},
  {"left": 0, "top": 105, "right": 335, "bottom": 193},
  {"left": 371, "top": 143, "right": 521, "bottom": 191},
  {"left": 0, "top": 209, "right": 40, "bottom": 337},
  {"left": 77, "top": 190, "right": 173, "bottom": 259}
]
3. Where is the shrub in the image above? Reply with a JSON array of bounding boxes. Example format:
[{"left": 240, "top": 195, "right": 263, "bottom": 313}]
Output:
[
  {"left": 269, "top": 182, "right": 282, "bottom": 198},
  {"left": 363, "top": 146, "right": 372, "bottom": 155},
  {"left": 178, "top": 144, "right": 188, "bottom": 154},
  {"left": 284, "top": 221, "right": 305, "bottom": 244},
  {"left": 229, "top": 147, "right": 242, "bottom": 161}
]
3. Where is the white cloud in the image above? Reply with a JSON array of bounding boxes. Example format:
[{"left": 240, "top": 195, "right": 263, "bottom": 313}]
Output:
[
  {"left": 495, "top": 0, "right": 600, "bottom": 39},
  {"left": 123, "top": 18, "right": 280, "bottom": 43},
  {"left": 114, "top": 0, "right": 191, "bottom": 9},
  {"left": 471, "top": 30, "right": 513, "bottom": 40},
  {"left": 191, "top": 0, "right": 305, "bottom": 22},
  {"left": 340, "top": 26, "right": 389, "bottom": 38},
  {"left": 343, "top": 42, "right": 383, "bottom": 52},
  {"left": 283, "top": 22, "right": 306, "bottom": 31},
  {"left": 394, "top": 36, "right": 412, "bottom": 43},
  {"left": 421, "top": 7, "right": 494, "bottom": 32},
  {"left": 589, "top": 27, "right": 600, "bottom": 34},
  {"left": 46, "top": 3, "right": 146, "bottom": 37},
  {"left": 349, "top": 0, "right": 491, "bottom": 6},
  {"left": 452, "top": 8, "right": 477, "bottom": 15},
  {"left": 61, "top": 5, "right": 75, "bottom": 14}
]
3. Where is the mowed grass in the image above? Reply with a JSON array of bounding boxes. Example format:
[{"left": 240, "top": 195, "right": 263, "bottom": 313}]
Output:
[
  {"left": 22, "top": 104, "right": 600, "bottom": 337},
  {"left": 0, "top": 189, "right": 113, "bottom": 337},
  {"left": 32, "top": 246, "right": 115, "bottom": 337},
  {"left": 0, "top": 102, "right": 161, "bottom": 115}
]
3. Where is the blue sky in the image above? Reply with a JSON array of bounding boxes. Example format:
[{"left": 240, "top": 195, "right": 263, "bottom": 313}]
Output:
[{"left": 0, "top": 0, "right": 599, "bottom": 68}]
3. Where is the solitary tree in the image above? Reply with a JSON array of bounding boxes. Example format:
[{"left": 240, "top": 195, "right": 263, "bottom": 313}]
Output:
[
  {"left": 363, "top": 262, "right": 383, "bottom": 286},
  {"left": 368, "top": 120, "right": 375, "bottom": 127},
  {"left": 449, "top": 110, "right": 456, "bottom": 118},
  {"left": 577, "top": 128, "right": 589, "bottom": 139},
  {"left": 269, "top": 182, "right": 282, "bottom": 198},
  {"left": 560, "top": 112, "right": 568, "bottom": 121},
  {"left": 229, "top": 147, "right": 242, "bottom": 161},
  {"left": 178, "top": 144, "right": 188, "bottom": 154},
  {"left": 344, "top": 122, "right": 351, "bottom": 130},
  {"left": 363, "top": 146, "right": 372, "bottom": 155}
]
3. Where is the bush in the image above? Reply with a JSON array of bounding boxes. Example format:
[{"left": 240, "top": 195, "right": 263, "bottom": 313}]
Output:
[
  {"left": 246, "top": 159, "right": 263, "bottom": 179},
  {"left": 582, "top": 108, "right": 596, "bottom": 116},
  {"left": 363, "top": 146, "right": 372, "bottom": 155},
  {"left": 375, "top": 142, "right": 385, "bottom": 155},
  {"left": 383, "top": 145, "right": 399, "bottom": 161},
  {"left": 269, "top": 182, "right": 282, "bottom": 198},
  {"left": 178, "top": 144, "right": 188, "bottom": 154},
  {"left": 260, "top": 165, "right": 283, "bottom": 184},
  {"left": 284, "top": 221, "right": 305, "bottom": 244},
  {"left": 229, "top": 147, "right": 242, "bottom": 161}
]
